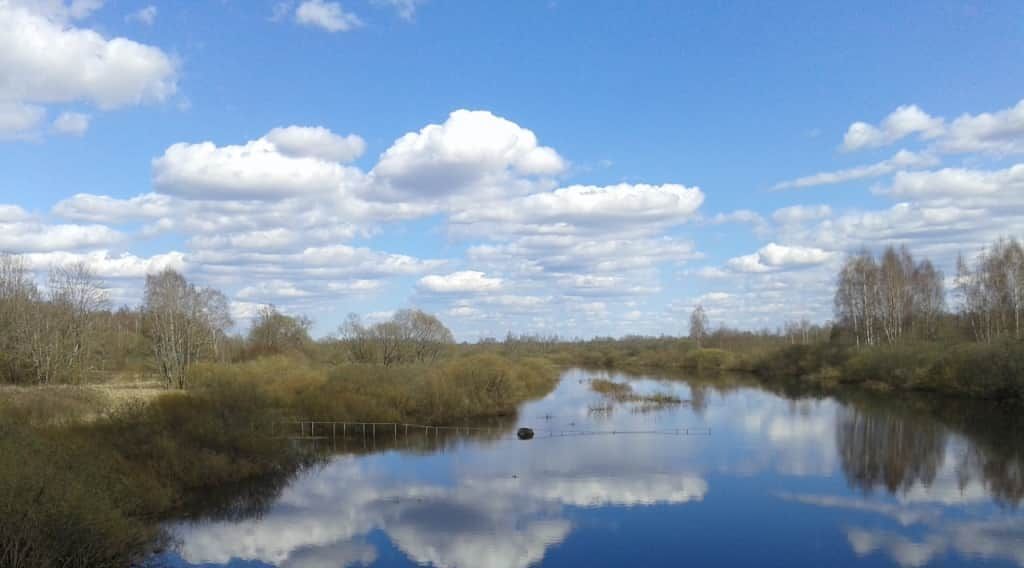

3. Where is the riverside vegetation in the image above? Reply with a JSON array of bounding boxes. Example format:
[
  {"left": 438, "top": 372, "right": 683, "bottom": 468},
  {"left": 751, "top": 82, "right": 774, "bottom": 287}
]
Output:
[
  {"left": 3, "top": 236, "right": 1024, "bottom": 565},
  {"left": 0, "top": 254, "right": 558, "bottom": 567}
]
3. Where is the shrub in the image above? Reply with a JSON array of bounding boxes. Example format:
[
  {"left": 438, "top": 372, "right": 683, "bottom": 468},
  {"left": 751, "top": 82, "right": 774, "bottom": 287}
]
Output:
[
  {"left": 681, "top": 348, "right": 735, "bottom": 373},
  {"left": 0, "top": 420, "right": 167, "bottom": 567},
  {"left": 928, "top": 341, "right": 1024, "bottom": 399}
]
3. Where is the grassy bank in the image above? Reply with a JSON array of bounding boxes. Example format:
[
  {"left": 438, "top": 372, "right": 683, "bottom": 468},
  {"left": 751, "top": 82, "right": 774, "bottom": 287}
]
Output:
[
  {"left": 543, "top": 335, "right": 1024, "bottom": 402},
  {"left": 749, "top": 339, "right": 1024, "bottom": 400},
  {"left": 0, "top": 352, "right": 559, "bottom": 567}
]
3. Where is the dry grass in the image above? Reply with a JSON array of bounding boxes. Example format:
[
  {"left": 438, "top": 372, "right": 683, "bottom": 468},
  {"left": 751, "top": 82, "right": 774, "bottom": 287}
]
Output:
[
  {"left": 0, "top": 382, "right": 175, "bottom": 427},
  {"left": 590, "top": 378, "right": 683, "bottom": 408}
]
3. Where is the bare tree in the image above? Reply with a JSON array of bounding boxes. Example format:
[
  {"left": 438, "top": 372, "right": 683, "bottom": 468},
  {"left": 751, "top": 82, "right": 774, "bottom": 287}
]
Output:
[
  {"left": 248, "top": 305, "right": 312, "bottom": 354},
  {"left": 339, "top": 313, "right": 376, "bottom": 363},
  {"left": 143, "top": 269, "right": 232, "bottom": 389},
  {"left": 374, "top": 320, "right": 404, "bottom": 367},
  {"left": 835, "top": 250, "right": 879, "bottom": 346},
  {"left": 27, "top": 263, "right": 109, "bottom": 384},
  {"left": 0, "top": 253, "right": 39, "bottom": 383},
  {"left": 956, "top": 238, "right": 1024, "bottom": 342},
  {"left": 395, "top": 308, "right": 454, "bottom": 363},
  {"left": 337, "top": 309, "right": 454, "bottom": 366},
  {"left": 837, "top": 247, "right": 944, "bottom": 346},
  {"left": 689, "top": 304, "right": 709, "bottom": 347},
  {"left": 911, "top": 258, "right": 945, "bottom": 340}
]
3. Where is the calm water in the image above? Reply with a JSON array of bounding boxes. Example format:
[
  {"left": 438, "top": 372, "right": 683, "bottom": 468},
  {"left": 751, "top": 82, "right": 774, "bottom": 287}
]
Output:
[{"left": 161, "top": 368, "right": 1024, "bottom": 568}]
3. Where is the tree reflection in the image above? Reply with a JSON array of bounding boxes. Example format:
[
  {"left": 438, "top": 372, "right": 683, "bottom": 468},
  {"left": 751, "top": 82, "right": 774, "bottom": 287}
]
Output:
[
  {"left": 836, "top": 405, "right": 946, "bottom": 495},
  {"left": 836, "top": 394, "right": 1024, "bottom": 506}
]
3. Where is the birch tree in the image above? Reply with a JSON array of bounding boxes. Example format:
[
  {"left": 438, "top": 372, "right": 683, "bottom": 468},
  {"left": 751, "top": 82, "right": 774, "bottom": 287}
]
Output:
[
  {"left": 689, "top": 304, "right": 709, "bottom": 347},
  {"left": 143, "top": 269, "right": 232, "bottom": 389}
]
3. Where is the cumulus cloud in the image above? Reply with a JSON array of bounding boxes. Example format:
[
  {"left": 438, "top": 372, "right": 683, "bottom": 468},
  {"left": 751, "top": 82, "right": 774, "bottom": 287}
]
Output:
[
  {"left": 453, "top": 183, "right": 703, "bottom": 231},
  {"left": 726, "top": 243, "right": 834, "bottom": 273},
  {"left": 265, "top": 126, "right": 366, "bottom": 163},
  {"left": 152, "top": 134, "right": 364, "bottom": 200},
  {"left": 418, "top": 270, "right": 502, "bottom": 293},
  {"left": 27, "top": 109, "right": 715, "bottom": 336},
  {"left": 0, "top": 219, "right": 121, "bottom": 252},
  {"left": 53, "top": 192, "right": 173, "bottom": 222},
  {"left": 840, "top": 99, "right": 1024, "bottom": 156},
  {"left": 772, "top": 150, "right": 938, "bottom": 190},
  {"left": 52, "top": 111, "right": 91, "bottom": 136},
  {"left": 0, "top": 1, "right": 177, "bottom": 114},
  {"left": 0, "top": 204, "right": 29, "bottom": 222},
  {"left": 372, "top": 110, "right": 565, "bottom": 201},
  {"left": 842, "top": 105, "right": 944, "bottom": 151},
  {"left": 295, "top": 0, "right": 363, "bottom": 32},
  {"left": 940, "top": 98, "right": 1024, "bottom": 155},
  {"left": 881, "top": 164, "right": 1024, "bottom": 203},
  {"left": 21, "top": 250, "right": 185, "bottom": 278}
]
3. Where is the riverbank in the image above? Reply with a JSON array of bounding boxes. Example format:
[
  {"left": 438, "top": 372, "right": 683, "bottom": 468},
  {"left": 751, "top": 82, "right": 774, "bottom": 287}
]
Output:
[
  {"left": 0, "top": 353, "right": 559, "bottom": 567},
  {"left": 547, "top": 338, "right": 1024, "bottom": 402}
]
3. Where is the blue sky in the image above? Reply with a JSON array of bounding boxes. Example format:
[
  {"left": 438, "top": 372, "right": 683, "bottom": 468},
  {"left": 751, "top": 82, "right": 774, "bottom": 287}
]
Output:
[{"left": 2, "top": 0, "right": 1023, "bottom": 339}]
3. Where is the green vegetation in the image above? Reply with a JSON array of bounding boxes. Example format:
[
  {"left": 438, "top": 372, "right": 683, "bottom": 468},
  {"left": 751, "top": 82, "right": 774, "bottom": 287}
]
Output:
[
  {"left": 0, "top": 384, "right": 310, "bottom": 567},
  {"left": 189, "top": 353, "right": 558, "bottom": 424},
  {"left": 0, "top": 258, "right": 559, "bottom": 567},
  {"left": 0, "top": 349, "right": 559, "bottom": 567}
]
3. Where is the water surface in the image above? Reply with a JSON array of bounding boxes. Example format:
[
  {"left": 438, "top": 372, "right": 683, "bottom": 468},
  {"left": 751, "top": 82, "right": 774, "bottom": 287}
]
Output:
[{"left": 162, "top": 368, "right": 1024, "bottom": 567}]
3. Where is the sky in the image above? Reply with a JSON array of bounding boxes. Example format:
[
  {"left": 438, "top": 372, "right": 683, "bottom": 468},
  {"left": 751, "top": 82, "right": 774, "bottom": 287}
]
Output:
[{"left": 2, "top": 0, "right": 1023, "bottom": 340}]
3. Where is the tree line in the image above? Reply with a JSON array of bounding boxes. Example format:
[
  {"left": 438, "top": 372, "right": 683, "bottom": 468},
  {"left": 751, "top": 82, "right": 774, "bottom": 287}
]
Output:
[
  {"left": 0, "top": 253, "right": 455, "bottom": 388},
  {"left": 834, "top": 237, "right": 1024, "bottom": 346}
]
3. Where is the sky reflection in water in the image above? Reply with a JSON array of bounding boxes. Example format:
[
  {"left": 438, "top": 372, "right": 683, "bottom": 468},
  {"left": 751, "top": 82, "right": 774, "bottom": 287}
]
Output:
[{"left": 162, "top": 368, "right": 1024, "bottom": 568}]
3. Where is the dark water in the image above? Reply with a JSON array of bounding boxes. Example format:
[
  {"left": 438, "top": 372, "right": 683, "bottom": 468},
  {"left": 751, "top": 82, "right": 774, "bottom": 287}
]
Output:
[{"left": 160, "top": 368, "right": 1024, "bottom": 568}]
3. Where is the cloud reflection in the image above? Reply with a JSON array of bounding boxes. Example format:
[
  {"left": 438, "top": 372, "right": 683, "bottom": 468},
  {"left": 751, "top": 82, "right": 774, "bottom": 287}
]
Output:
[{"left": 173, "top": 457, "right": 706, "bottom": 568}]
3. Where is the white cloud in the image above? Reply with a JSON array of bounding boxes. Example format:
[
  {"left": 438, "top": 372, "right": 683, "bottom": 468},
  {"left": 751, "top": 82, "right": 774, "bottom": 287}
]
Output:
[
  {"left": 152, "top": 135, "right": 364, "bottom": 200},
  {"left": 126, "top": 5, "right": 157, "bottom": 25},
  {"left": 842, "top": 105, "right": 944, "bottom": 151},
  {"left": 940, "top": 98, "right": 1024, "bottom": 155},
  {"left": 374, "top": 0, "right": 423, "bottom": 21},
  {"left": 372, "top": 109, "right": 565, "bottom": 201},
  {"left": 882, "top": 164, "right": 1024, "bottom": 204},
  {"left": 0, "top": 204, "right": 29, "bottom": 222},
  {"left": 840, "top": 99, "right": 1024, "bottom": 156},
  {"left": 191, "top": 228, "right": 303, "bottom": 252},
  {"left": 22, "top": 250, "right": 185, "bottom": 278},
  {"left": 726, "top": 243, "right": 834, "bottom": 273},
  {"left": 772, "top": 204, "right": 832, "bottom": 225},
  {"left": 772, "top": 150, "right": 938, "bottom": 190},
  {"left": 237, "top": 280, "right": 312, "bottom": 299},
  {"left": 53, "top": 192, "right": 173, "bottom": 222},
  {"left": 265, "top": 126, "right": 366, "bottom": 163},
  {"left": 0, "top": 102, "right": 45, "bottom": 138},
  {"left": 0, "top": 1, "right": 177, "bottom": 110},
  {"left": 454, "top": 183, "right": 703, "bottom": 230},
  {"left": 52, "top": 111, "right": 90, "bottom": 136},
  {"left": 295, "top": 0, "right": 363, "bottom": 32},
  {"left": 0, "top": 220, "right": 121, "bottom": 252},
  {"left": 418, "top": 270, "right": 502, "bottom": 293}
]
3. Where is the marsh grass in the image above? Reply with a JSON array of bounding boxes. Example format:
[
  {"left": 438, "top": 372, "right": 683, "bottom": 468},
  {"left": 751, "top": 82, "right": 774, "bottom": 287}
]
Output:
[
  {"left": 0, "top": 352, "right": 559, "bottom": 566},
  {"left": 188, "top": 353, "right": 559, "bottom": 425},
  {"left": 590, "top": 378, "right": 683, "bottom": 407}
]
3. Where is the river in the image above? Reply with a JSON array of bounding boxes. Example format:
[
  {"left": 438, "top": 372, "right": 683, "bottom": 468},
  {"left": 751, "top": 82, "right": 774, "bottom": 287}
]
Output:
[{"left": 159, "top": 367, "right": 1024, "bottom": 567}]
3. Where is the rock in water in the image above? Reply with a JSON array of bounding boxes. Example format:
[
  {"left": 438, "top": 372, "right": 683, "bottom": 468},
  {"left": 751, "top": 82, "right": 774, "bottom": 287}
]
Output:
[{"left": 517, "top": 427, "right": 534, "bottom": 440}]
